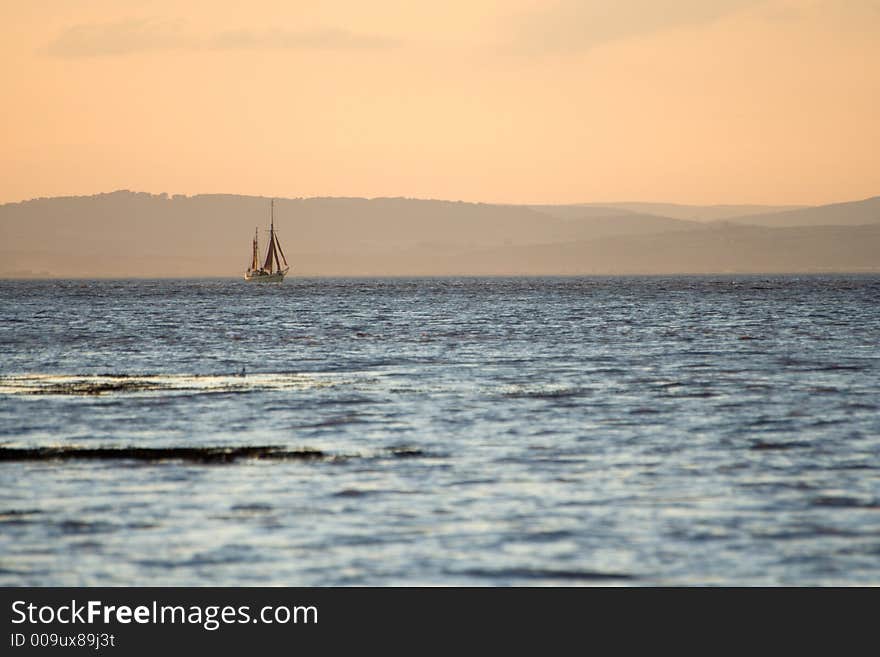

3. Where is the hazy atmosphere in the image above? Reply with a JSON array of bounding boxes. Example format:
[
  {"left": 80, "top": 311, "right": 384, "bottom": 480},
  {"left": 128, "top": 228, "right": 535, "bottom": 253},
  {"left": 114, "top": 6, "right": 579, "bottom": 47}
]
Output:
[
  {"left": 2, "top": 192, "right": 879, "bottom": 276},
  {"left": 2, "top": 1, "right": 879, "bottom": 206},
  {"left": 3, "top": 3, "right": 880, "bottom": 592}
]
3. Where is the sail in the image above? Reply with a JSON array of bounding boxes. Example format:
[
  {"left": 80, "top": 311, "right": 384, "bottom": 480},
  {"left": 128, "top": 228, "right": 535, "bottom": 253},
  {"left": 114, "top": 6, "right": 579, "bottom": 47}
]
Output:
[
  {"left": 270, "top": 233, "right": 283, "bottom": 272},
  {"left": 275, "top": 232, "right": 289, "bottom": 268},
  {"left": 262, "top": 230, "right": 275, "bottom": 271},
  {"left": 272, "top": 237, "right": 282, "bottom": 272},
  {"left": 245, "top": 198, "right": 289, "bottom": 280}
]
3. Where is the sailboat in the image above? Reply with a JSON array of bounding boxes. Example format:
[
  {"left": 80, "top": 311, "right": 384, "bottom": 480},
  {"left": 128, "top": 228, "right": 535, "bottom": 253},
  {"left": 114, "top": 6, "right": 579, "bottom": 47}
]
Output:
[{"left": 244, "top": 199, "right": 290, "bottom": 282}]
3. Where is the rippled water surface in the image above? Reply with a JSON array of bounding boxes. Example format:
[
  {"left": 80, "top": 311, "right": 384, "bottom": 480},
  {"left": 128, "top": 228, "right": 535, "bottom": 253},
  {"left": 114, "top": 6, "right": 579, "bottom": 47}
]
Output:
[{"left": 1, "top": 276, "right": 879, "bottom": 585}]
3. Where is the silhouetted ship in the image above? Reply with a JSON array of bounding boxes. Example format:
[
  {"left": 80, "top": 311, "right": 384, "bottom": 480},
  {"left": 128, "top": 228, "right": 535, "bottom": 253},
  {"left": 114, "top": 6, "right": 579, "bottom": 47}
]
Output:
[{"left": 245, "top": 199, "right": 290, "bottom": 282}]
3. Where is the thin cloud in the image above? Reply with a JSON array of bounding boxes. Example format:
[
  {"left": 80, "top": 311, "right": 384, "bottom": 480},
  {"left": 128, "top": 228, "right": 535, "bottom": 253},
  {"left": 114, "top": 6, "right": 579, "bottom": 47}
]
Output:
[
  {"left": 45, "top": 19, "right": 192, "bottom": 57},
  {"left": 45, "top": 19, "right": 399, "bottom": 58},
  {"left": 210, "top": 27, "right": 400, "bottom": 51},
  {"left": 508, "top": 0, "right": 762, "bottom": 54}
]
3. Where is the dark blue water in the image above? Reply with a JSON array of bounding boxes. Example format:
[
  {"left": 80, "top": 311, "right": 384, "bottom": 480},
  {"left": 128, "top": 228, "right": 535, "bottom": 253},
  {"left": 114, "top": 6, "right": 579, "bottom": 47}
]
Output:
[{"left": 1, "top": 276, "right": 879, "bottom": 585}]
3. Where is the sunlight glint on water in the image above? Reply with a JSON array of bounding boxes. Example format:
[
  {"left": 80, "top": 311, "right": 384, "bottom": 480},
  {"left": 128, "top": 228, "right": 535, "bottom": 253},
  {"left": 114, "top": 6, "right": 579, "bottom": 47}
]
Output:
[{"left": 1, "top": 276, "right": 879, "bottom": 585}]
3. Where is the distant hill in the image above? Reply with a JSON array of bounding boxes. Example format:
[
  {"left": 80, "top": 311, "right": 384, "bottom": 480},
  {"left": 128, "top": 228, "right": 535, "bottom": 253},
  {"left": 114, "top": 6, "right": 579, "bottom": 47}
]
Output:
[
  {"left": 571, "top": 202, "right": 805, "bottom": 222},
  {"left": 722, "top": 196, "right": 880, "bottom": 227},
  {"left": 425, "top": 223, "right": 880, "bottom": 275},
  {"left": 0, "top": 191, "right": 877, "bottom": 276}
]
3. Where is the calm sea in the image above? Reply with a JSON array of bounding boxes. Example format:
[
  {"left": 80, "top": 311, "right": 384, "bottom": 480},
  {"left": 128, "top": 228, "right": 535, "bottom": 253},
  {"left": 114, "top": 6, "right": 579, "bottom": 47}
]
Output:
[{"left": 1, "top": 276, "right": 878, "bottom": 585}]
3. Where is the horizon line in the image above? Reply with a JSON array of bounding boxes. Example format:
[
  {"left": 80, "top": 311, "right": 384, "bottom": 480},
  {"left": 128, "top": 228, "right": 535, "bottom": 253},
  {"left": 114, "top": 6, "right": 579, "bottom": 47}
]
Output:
[{"left": 4, "top": 188, "right": 877, "bottom": 209}]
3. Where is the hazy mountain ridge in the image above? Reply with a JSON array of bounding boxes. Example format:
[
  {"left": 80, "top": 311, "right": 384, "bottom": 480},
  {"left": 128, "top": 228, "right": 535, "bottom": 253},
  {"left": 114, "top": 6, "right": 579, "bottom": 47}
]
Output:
[
  {"left": 554, "top": 202, "right": 807, "bottom": 222},
  {"left": 1, "top": 191, "right": 877, "bottom": 276},
  {"left": 434, "top": 223, "right": 880, "bottom": 275},
  {"left": 721, "top": 196, "right": 880, "bottom": 227}
]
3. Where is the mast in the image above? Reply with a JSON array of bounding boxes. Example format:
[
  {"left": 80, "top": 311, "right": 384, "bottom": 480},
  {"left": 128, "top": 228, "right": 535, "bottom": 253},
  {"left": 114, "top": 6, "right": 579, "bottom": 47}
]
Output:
[
  {"left": 269, "top": 198, "right": 288, "bottom": 271},
  {"left": 251, "top": 228, "right": 259, "bottom": 271},
  {"left": 270, "top": 199, "right": 275, "bottom": 273},
  {"left": 262, "top": 198, "right": 276, "bottom": 272}
]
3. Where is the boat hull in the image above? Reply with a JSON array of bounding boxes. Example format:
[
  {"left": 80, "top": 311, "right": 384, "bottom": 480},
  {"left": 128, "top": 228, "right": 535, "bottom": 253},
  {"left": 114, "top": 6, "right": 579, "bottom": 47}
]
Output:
[{"left": 244, "top": 271, "right": 286, "bottom": 282}]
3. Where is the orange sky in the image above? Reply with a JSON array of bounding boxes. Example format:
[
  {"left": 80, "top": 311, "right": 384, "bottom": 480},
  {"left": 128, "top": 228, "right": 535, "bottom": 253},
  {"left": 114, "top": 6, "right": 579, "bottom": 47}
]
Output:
[{"left": 1, "top": 0, "right": 878, "bottom": 205}]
